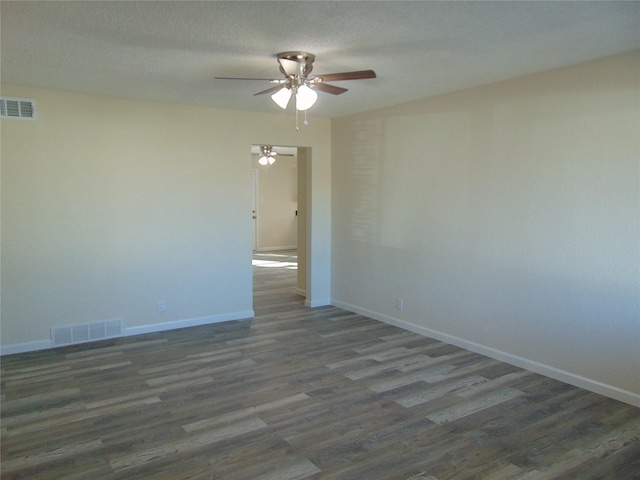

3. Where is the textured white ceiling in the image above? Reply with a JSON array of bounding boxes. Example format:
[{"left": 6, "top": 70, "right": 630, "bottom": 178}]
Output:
[{"left": 1, "top": 1, "right": 639, "bottom": 118}]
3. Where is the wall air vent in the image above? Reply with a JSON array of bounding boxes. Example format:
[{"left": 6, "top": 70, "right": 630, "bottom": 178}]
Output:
[
  {"left": 51, "top": 318, "right": 123, "bottom": 347},
  {"left": 0, "top": 97, "right": 36, "bottom": 120}
]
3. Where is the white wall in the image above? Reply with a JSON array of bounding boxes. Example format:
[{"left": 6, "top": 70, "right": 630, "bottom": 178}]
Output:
[
  {"left": 331, "top": 51, "right": 640, "bottom": 406},
  {"left": 1, "top": 85, "right": 331, "bottom": 352}
]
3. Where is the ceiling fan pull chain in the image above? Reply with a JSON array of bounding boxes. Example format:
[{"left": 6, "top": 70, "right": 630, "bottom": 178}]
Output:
[
  {"left": 304, "top": 109, "right": 309, "bottom": 126},
  {"left": 296, "top": 107, "right": 300, "bottom": 131}
]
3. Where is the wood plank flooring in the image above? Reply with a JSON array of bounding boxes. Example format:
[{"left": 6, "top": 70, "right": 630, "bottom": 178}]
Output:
[{"left": 2, "top": 250, "right": 639, "bottom": 479}]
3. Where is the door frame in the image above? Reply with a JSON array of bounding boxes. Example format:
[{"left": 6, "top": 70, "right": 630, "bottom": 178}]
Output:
[{"left": 251, "top": 168, "right": 258, "bottom": 251}]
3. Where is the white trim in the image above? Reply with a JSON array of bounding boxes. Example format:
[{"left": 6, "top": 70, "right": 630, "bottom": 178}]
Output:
[
  {"left": 305, "top": 298, "right": 331, "bottom": 308},
  {"left": 0, "top": 310, "right": 255, "bottom": 356},
  {"left": 331, "top": 300, "right": 640, "bottom": 408},
  {"left": 256, "top": 245, "right": 297, "bottom": 252},
  {"left": 295, "top": 287, "right": 306, "bottom": 297},
  {"left": 252, "top": 168, "right": 258, "bottom": 251},
  {"left": 124, "top": 310, "right": 255, "bottom": 337},
  {"left": 0, "top": 339, "right": 52, "bottom": 356}
]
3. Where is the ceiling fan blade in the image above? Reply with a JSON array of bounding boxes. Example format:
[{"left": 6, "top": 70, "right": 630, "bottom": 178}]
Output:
[
  {"left": 313, "top": 83, "right": 348, "bottom": 95},
  {"left": 315, "top": 70, "right": 377, "bottom": 82},
  {"left": 252, "top": 150, "right": 295, "bottom": 157},
  {"left": 254, "top": 85, "right": 285, "bottom": 96}
]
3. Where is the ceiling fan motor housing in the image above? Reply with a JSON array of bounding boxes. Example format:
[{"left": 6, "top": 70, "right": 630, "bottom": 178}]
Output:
[{"left": 277, "top": 51, "right": 316, "bottom": 78}]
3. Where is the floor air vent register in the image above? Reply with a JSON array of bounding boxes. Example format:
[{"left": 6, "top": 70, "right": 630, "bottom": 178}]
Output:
[{"left": 51, "top": 319, "right": 123, "bottom": 347}]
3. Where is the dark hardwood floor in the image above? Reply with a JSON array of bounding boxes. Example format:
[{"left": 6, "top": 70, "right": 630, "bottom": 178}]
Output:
[{"left": 2, "top": 250, "right": 639, "bottom": 479}]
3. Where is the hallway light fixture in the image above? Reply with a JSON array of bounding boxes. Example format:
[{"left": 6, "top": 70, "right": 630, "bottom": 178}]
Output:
[
  {"left": 258, "top": 153, "right": 276, "bottom": 165},
  {"left": 255, "top": 145, "right": 294, "bottom": 166},
  {"left": 254, "top": 145, "right": 295, "bottom": 166}
]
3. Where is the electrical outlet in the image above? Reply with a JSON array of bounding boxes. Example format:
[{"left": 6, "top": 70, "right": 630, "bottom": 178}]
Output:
[
  {"left": 157, "top": 300, "right": 165, "bottom": 313},
  {"left": 396, "top": 298, "right": 404, "bottom": 311}
]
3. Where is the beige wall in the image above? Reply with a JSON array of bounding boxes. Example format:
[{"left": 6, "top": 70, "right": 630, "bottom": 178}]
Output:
[
  {"left": 331, "top": 51, "right": 640, "bottom": 405},
  {"left": 252, "top": 154, "right": 298, "bottom": 250},
  {"left": 1, "top": 85, "right": 331, "bottom": 351}
]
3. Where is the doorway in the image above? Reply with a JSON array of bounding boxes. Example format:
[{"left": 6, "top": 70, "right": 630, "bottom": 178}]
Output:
[
  {"left": 251, "top": 145, "right": 309, "bottom": 307},
  {"left": 251, "top": 145, "right": 298, "bottom": 252}
]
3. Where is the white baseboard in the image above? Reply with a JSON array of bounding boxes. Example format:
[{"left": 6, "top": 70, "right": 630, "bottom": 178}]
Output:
[
  {"left": 124, "top": 310, "right": 255, "bottom": 337},
  {"left": 305, "top": 298, "right": 331, "bottom": 308},
  {"left": 331, "top": 300, "right": 640, "bottom": 408},
  {"left": 295, "top": 288, "right": 306, "bottom": 297},
  {"left": 255, "top": 246, "right": 297, "bottom": 252},
  {"left": 0, "top": 310, "right": 255, "bottom": 356},
  {"left": 0, "top": 339, "right": 52, "bottom": 356}
]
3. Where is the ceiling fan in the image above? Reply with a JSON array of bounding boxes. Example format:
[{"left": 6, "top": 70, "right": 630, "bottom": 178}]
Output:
[
  {"left": 216, "top": 51, "right": 376, "bottom": 113},
  {"left": 253, "top": 145, "right": 294, "bottom": 165}
]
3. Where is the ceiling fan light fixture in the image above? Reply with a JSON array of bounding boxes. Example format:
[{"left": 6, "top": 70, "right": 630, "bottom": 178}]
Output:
[
  {"left": 217, "top": 51, "right": 375, "bottom": 128},
  {"left": 268, "top": 156, "right": 276, "bottom": 165},
  {"left": 258, "top": 155, "right": 269, "bottom": 165},
  {"left": 271, "top": 87, "right": 292, "bottom": 109},
  {"left": 295, "top": 85, "right": 318, "bottom": 111}
]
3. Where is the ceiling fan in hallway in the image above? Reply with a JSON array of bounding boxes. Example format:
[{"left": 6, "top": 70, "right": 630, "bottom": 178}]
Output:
[
  {"left": 216, "top": 51, "right": 376, "bottom": 127},
  {"left": 253, "top": 145, "right": 294, "bottom": 165}
]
